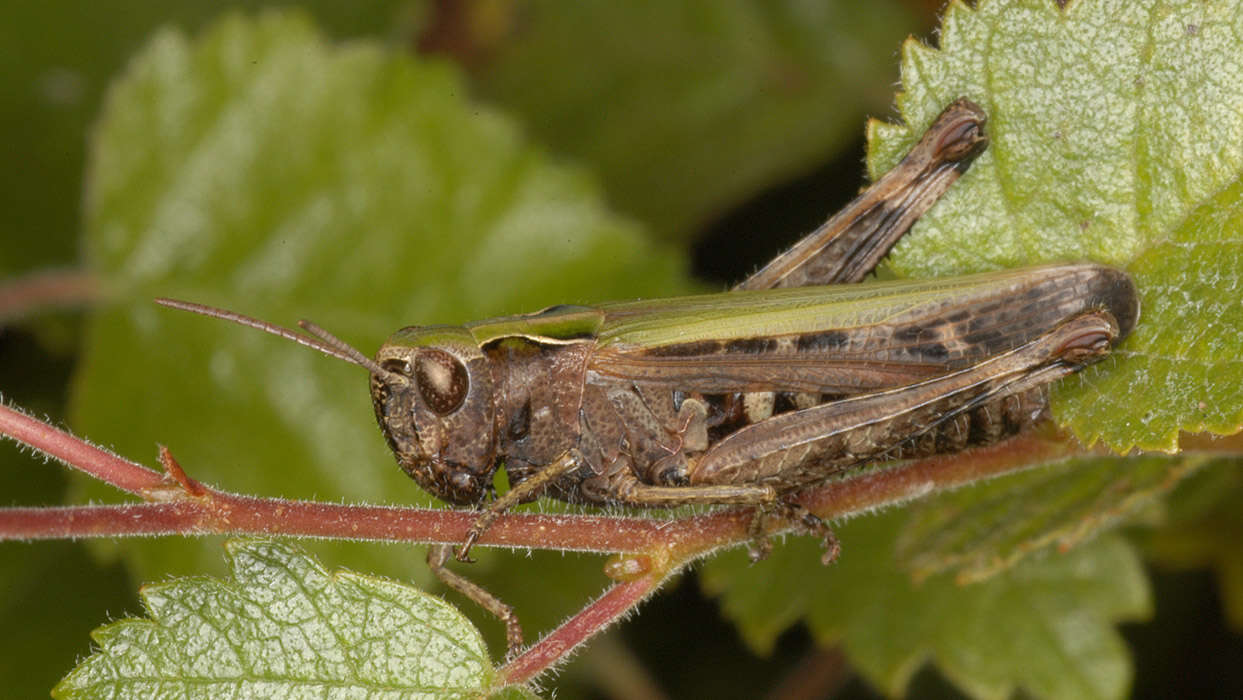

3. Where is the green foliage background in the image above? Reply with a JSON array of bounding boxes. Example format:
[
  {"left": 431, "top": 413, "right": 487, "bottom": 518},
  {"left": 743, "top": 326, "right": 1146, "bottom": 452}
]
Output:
[{"left": 3, "top": 1, "right": 1242, "bottom": 698}]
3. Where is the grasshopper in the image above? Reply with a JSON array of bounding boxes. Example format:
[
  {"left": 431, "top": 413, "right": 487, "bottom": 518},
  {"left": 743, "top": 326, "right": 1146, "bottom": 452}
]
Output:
[{"left": 158, "top": 99, "right": 1138, "bottom": 652}]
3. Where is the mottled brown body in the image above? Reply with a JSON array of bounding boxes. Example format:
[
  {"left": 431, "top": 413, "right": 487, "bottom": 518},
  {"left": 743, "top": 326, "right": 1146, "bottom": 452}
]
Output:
[
  {"left": 427, "top": 263, "right": 1135, "bottom": 508},
  {"left": 365, "top": 99, "right": 1137, "bottom": 524},
  {"left": 158, "top": 99, "right": 1141, "bottom": 654}
]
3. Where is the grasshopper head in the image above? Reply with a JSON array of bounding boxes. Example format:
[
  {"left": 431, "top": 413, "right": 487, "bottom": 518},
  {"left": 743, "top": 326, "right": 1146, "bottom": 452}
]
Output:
[
  {"left": 372, "top": 325, "right": 498, "bottom": 505},
  {"left": 153, "top": 299, "right": 498, "bottom": 506}
]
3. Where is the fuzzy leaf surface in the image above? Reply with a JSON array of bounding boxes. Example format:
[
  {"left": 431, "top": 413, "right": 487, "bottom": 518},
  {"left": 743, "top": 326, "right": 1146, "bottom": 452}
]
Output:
[
  {"left": 866, "top": 0, "right": 1243, "bottom": 452},
  {"left": 55, "top": 539, "right": 511, "bottom": 699}
]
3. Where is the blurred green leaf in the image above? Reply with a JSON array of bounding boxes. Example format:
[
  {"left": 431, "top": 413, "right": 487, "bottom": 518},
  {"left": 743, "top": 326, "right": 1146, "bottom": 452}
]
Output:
[
  {"left": 459, "top": 0, "right": 918, "bottom": 238},
  {"left": 71, "top": 10, "right": 690, "bottom": 584},
  {"left": 702, "top": 516, "right": 1150, "bottom": 700},
  {"left": 865, "top": 0, "right": 1243, "bottom": 452},
  {"left": 1145, "top": 460, "right": 1243, "bottom": 630},
  {"left": 897, "top": 454, "right": 1209, "bottom": 583},
  {"left": 55, "top": 539, "right": 514, "bottom": 699},
  {"left": 0, "top": 1, "right": 407, "bottom": 277}
]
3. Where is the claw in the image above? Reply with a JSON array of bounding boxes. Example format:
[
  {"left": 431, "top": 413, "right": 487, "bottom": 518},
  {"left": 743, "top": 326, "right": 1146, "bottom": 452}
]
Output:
[
  {"left": 749, "top": 501, "right": 841, "bottom": 565},
  {"left": 455, "top": 530, "right": 480, "bottom": 563}
]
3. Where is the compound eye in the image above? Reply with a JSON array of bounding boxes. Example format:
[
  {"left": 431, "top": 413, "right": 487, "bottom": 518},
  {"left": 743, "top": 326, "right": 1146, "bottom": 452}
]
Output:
[{"left": 415, "top": 349, "right": 470, "bottom": 416}]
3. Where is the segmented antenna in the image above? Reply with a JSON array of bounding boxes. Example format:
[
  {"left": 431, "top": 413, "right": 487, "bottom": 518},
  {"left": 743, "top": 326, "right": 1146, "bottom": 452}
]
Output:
[{"left": 153, "top": 298, "right": 401, "bottom": 381}]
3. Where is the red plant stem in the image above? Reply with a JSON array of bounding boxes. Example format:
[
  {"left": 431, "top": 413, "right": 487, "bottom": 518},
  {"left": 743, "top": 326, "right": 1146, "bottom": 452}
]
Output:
[
  {"left": 502, "top": 575, "right": 660, "bottom": 686},
  {"left": 0, "top": 403, "right": 165, "bottom": 496},
  {"left": 0, "top": 434, "right": 1075, "bottom": 548},
  {"left": 4, "top": 396, "right": 1239, "bottom": 685},
  {"left": 0, "top": 268, "right": 101, "bottom": 323},
  {"left": 5, "top": 400, "right": 1237, "bottom": 558},
  {"left": 794, "top": 430, "right": 1079, "bottom": 518},
  {"left": 0, "top": 396, "right": 1084, "bottom": 550},
  {"left": 0, "top": 495, "right": 671, "bottom": 550}
]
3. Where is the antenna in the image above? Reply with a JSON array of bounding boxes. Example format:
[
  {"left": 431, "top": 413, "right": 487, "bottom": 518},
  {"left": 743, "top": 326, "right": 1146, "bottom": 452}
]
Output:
[{"left": 154, "top": 298, "right": 401, "bottom": 381}]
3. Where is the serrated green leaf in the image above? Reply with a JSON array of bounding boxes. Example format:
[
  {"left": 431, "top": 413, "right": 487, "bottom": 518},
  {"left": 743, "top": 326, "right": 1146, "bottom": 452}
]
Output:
[
  {"left": 70, "top": 10, "right": 690, "bottom": 581},
  {"left": 897, "top": 454, "right": 1210, "bottom": 582},
  {"left": 54, "top": 539, "right": 515, "bottom": 699},
  {"left": 865, "top": 0, "right": 1243, "bottom": 452},
  {"left": 468, "top": 0, "right": 918, "bottom": 238},
  {"left": 1063, "top": 180, "right": 1243, "bottom": 449},
  {"left": 702, "top": 515, "right": 1150, "bottom": 700}
]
